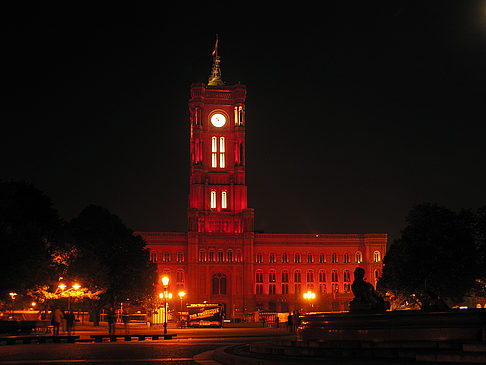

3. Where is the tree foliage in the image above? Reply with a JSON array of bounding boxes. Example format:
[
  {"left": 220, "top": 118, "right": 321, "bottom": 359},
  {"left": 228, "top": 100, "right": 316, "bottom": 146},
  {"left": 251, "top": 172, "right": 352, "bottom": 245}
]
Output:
[
  {"left": 378, "top": 203, "right": 482, "bottom": 308},
  {"left": 66, "top": 205, "right": 157, "bottom": 310},
  {"left": 0, "top": 180, "right": 62, "bottom": 296}
]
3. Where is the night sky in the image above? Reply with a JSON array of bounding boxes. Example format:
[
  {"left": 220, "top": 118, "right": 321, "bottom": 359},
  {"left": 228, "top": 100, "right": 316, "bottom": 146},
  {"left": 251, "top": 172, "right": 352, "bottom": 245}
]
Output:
[{"left": 2, "top": 3, "right": 486, "bottom": 242}]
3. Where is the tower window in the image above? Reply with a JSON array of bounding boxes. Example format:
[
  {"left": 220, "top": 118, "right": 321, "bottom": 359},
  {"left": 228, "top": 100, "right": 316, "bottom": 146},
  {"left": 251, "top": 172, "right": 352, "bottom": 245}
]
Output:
[
  {"left": 219, "top": 137, "right": 225, "bottom": 168},
  {"left": 211, "top": 137, "right": 218, "bottom": 168},
  {"left": 210, "top": 190, "right": 216, "bottom": 209},
  {"left": 356, "top": 251, "right": 362, "bottom": 263},
  {"left": 374, "top": 251, "right": 381, "bottom": 262},
  {"left": 212, "top": 273, "right": 227, "bottom": 295},
  {"left": 222, "top": 191, "right": 227, "bottom": 209}
]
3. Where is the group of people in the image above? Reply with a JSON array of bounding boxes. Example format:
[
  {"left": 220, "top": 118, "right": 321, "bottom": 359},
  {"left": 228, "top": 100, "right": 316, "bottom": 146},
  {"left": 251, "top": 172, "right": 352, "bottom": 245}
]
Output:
[
  {"left": 50, "top": 307, "right": 76, "bottom": 336},
  {"left": 287, "top": 310, "right": 301, "bottom": 333}
]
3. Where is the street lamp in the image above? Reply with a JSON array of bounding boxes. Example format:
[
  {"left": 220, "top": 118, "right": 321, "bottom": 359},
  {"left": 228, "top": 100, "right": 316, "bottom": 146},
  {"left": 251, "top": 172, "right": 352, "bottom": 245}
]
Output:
[
  {"left": 161, "top": 276, "right": 169, "bottom": 334},
  {"left": 303, "top": 290, "right": 316, "bottom": 313},
  {"left": 178, "top": 291, "right": 186, "bottom": 328},
  {"left": 9, "top": 292, "right": 17, "bottom": 319}
]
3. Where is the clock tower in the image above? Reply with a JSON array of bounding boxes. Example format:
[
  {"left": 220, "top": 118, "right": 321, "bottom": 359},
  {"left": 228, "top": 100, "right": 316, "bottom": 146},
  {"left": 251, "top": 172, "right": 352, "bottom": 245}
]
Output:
[{"left": 186, "top": 42, "right": 255, "bottom": 313}]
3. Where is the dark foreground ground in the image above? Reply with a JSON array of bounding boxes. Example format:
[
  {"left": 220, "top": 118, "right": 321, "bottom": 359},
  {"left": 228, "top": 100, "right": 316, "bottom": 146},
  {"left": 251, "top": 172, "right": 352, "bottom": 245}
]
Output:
[{"left": 0, "top": 323, "right": 292, "bottom": 364}]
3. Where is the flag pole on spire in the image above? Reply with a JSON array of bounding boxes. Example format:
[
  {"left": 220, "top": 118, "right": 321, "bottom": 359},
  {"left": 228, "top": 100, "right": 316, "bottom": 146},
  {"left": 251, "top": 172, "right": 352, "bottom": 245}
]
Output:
[{"left": 208, "top": 34, "right": 224, "bottom": 86}]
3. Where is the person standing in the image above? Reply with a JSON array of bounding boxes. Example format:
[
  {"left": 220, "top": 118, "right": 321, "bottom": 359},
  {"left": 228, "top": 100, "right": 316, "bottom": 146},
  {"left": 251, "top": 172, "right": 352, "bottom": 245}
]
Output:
[
  {"left": 51, "top": 307, "right": 63, "bottom": 336},
  {"left": 287, "top": 312, "right": 293, "bottom": 333},
  {"left": 65, "top": 310, "right": 75, "bottom": 335},
  {"left": 107, "top": 307, "right": 116, "bottom": 335},
  {"left": 122, "top": 311, "right": 130, "bottom": 334}
]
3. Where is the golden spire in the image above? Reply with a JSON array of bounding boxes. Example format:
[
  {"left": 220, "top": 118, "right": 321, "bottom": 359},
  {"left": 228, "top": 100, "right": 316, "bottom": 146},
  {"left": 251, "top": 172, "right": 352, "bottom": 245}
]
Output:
[{"left": 208, "top": 34, "right": 224, "bottom": 86}]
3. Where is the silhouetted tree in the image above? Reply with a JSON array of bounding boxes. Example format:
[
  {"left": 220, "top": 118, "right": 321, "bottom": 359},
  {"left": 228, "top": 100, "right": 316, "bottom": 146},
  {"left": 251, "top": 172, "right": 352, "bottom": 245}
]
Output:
[
  {"left": 0, "top": 180, "right": 62, "bottom": 296},
  {"left": 378, "top": 203, "right": 479, "bottom": 309},
  {"left": 67, "top": 205, "right": 157, "bottom": 324}
]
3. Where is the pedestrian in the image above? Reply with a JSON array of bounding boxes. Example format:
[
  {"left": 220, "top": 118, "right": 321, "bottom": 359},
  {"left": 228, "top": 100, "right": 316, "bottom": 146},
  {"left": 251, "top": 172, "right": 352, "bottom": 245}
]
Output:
[
  {"left": 65, "top": 310, "right": 75, "bottom": 335},
  {"left": 287, "top": 312, "right": 293, "bottom": 333},
  {"left": 51, "top": 307, "right": 63, "bottom": 336},
  {"left": 293, "top": 310, "right": 301, "bottom": 332},
  {"left": 262, "top": 315, "right": 266, "bottom": 328},
  {"left": 107, "top": 307, "right": 116, "bottom": 335},
  {"left": 122, "top": 311, "right": 130, "bottom": 334},
  {"left": 276, "top": 315, "right": 280, "bottom": 328}
]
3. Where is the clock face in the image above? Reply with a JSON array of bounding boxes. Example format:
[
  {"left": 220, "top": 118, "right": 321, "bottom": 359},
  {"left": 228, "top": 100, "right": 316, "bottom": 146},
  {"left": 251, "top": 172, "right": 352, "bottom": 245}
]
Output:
[{"left": 210, "top": 113, "right": 226, "bottom": 128}]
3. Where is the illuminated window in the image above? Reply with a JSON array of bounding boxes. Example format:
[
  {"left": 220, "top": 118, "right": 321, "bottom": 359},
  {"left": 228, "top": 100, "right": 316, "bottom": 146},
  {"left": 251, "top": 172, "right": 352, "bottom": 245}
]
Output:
[
  {"left": 235, "top": 250, "right": 242, "bottom": 263},
  {"left": 177, "top": 251, "right": 184, "bottom": 263},
  {"left": 344, "top": 253, "right": 350, "bottom": 263},
  {"left": 356, "top": 251, "right": 362, "bottom": 263},
  {"left": 208, "top": 250, "right": 215, "bottom": 262},
  {"left": 221, "top": 191, "right": 227, "bottom": 209},
  {"left": 163, "top": 252, "right": 170, "bottom": 262},
  {"left": 210, "top": 190, "right": 216, "bottom": 209},
  {"left": 374, "top": 251, "right": 381, "bottom": 262},
  {"left": 219, "top": 137, "right": 225, "bottom": 168},
  {"left": 211, "top": 137, "right": 217, "bottom": 168},
  {"left": 256, "top": 253, "right": 263, "bottom": 263},
  {"left": 344, "top": 270, "right": 351, "bottom": 293}
]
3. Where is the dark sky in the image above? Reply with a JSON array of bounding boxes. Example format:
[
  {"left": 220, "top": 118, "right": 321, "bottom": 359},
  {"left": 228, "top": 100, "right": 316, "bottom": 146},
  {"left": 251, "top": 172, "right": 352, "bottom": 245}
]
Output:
[{"left": 2, "top": 2, "right": 486, "bottom": 242}]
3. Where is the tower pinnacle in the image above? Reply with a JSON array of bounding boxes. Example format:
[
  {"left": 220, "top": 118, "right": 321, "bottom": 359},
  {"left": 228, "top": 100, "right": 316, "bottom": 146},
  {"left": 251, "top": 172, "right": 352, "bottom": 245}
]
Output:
[{"left": 208, "top": 35, "right": 224, "bottom": 86}]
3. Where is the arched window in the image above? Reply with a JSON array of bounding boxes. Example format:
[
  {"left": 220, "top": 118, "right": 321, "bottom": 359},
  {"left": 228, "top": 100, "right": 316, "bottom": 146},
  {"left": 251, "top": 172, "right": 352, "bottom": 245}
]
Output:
[
  {"left": 255, "top": 270, "right": 263, "bottom": 283},
  {"left": 227, "top": 250, "right": 233, "bottom": 263},
  {"left": 319, "top": 270, "right": 326, "bottom": 282},
  {"left": 177, "top": 251, "right": 184, "bottom": 263},
  {"left": 256, "top": 253, "right": 263, "bottom": 263},
  {"left": 343, "top": 270, "right": 351, "bottom": 293},
  {"left": 163, "top": 252, "right": 170, "bottom": 262},
  {"left": 356, "top": 251, "right": 362, "bottom": 263},
  {"left": 306, "top": 270, "right": 314, "bottom": 282},
  {"left": 282, "top": 270, "right": 289, "bottom": 283},
  {"left": 176, "top": 270, "right": 184, "bottom": 283},
  {"left": 218, "top": 250, "right": 224, "bottom": 262},
  {"left": 210, "top": 190, "right": 217, "bottom": 209},
  {"left": 199, "top": 249, "right": 206, "bottom": 262},
  {"left": 282, "top": 253, "right": 288, "bottom": 263},
  {"left": 221, "top": 191, "right": 227, "bottom": 209},
  {"left": 344, "top": 253, "right": 350, "bottom": 263},
  {"left": 235, "top": 250, "right": 242, "bottom": 263},
  {"left": 269, "top": 270, "right": 276, "bottom": 283},
  {"left": 211, "top": 137, "right": 218, "bottom": 168},
  {"left": 294, "top": 252, "right": 301, "bottom": 263},
  {"left": 331, "top": 270, "right": 338, "bottom": 283},
  {"left": 319, "top": 253, "right": 325, "bottom": 263},
  {"left": 294, "top": 270, "right": 301, "bottom": 283},
  {"left": 219, "top": 137, "right": 225, "bottom": 168},
  {"left": 307, "top": 253, "right": 313, "bottom": 263},
  {"left": 374, "top": 251, "right": 381, "bottom": 262},
  {"left": 150, "top": 250, "right": 158, "bottom": 263},
  {"left": 269, "top": 253, "right": 276, "bottom": 263},
  {"left": 331, "top": 253, "right": 338, "bottom": 263},
  {"left": 212, "top": 273, "right": 227, "bottom": 295}
]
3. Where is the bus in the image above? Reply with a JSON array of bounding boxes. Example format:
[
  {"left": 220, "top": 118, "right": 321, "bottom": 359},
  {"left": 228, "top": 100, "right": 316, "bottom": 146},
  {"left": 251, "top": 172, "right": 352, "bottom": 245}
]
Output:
[{"left": 187, "top": 303, "right": 223, "bottom": 328}]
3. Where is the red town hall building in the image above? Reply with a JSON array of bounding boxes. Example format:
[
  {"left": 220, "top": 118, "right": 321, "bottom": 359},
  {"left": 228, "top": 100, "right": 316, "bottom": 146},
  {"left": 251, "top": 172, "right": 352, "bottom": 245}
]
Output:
[{"left": 137, "top": 49, "right": 387, "bottom": 319}]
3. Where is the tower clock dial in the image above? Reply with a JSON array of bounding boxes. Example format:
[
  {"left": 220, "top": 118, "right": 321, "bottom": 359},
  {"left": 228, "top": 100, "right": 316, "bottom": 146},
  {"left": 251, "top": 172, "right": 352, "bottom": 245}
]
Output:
[{"left": 210, "top": 113, "right": 226, "bottom": 128}]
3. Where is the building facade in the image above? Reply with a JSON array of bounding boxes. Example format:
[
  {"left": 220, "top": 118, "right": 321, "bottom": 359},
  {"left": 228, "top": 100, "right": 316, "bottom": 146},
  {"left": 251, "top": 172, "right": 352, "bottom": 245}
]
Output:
[{"left": 137, "top": 50, "right": 387, "bottom": 319}]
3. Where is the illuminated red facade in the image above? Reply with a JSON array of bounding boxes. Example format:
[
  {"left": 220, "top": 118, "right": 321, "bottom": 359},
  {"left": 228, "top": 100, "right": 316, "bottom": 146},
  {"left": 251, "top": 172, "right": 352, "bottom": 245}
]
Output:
[{"left": 137, "top": 51, "right": 387, "bottom": 318}]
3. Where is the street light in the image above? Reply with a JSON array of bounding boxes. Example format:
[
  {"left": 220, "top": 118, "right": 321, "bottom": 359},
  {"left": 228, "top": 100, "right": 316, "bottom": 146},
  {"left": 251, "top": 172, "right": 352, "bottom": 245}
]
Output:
[
  {"left": 303, "top": 290, "right": 316, "bottom": 312},
  {"left": 178, "top": 291, "right": 186, "bottom": 328},
  {"left": 9, "top": 292, "right": 17, "bottom": 319},
  {"left": 161, "top": 276, "right": 169, "bottom": 334}
]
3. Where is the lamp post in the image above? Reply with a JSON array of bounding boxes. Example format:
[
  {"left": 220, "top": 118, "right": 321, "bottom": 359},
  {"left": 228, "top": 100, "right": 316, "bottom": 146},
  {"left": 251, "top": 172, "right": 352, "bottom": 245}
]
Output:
[
  {"left": 161, "top": 276, "right": 169, "bottom": 334},
  {"left": 178, "top": 291, "right": 186, "bottom": 328},
  {"left": 303, "top": 290, "right": 316, "bottom": 313},
  {"left": 9, "top": 292, "right": 17, "bottom": 319}
]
